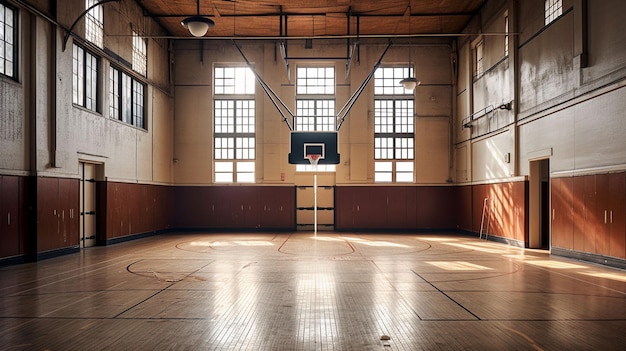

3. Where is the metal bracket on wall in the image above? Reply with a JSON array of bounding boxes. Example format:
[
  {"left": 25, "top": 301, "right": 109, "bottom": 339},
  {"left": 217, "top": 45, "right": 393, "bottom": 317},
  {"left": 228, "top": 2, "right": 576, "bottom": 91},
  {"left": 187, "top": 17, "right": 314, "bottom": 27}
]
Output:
[{"left": 62, "top": 0, "right": 121, "bottom": 52}]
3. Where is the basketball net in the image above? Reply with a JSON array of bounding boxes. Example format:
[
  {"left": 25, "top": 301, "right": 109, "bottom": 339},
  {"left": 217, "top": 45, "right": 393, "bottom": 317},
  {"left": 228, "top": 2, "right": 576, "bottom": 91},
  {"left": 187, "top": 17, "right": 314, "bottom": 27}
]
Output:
[{"left": 306, "top": 154, "right": 321, "bottom": 170}]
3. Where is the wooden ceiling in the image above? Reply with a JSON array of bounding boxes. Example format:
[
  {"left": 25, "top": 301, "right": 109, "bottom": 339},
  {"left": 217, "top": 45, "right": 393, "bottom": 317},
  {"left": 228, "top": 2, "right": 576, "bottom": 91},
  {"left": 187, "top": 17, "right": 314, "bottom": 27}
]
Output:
[{"left": 139, "top": 0, "right": 486, "bottom": 38}]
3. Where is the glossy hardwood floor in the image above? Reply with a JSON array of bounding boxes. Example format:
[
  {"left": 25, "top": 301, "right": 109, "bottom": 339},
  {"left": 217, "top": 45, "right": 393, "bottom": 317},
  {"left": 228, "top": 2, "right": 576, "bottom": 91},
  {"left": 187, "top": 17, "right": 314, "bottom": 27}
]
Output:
[{"left": 1, "top": 232, "right": 625, "bottom": 350}]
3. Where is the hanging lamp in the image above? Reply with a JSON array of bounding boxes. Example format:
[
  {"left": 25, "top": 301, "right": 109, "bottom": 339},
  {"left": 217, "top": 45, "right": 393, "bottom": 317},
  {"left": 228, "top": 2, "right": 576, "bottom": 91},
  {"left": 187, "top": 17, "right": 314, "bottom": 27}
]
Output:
[
  {"left": 181, "top": 0, "right": 214, "bottom": 37},
  {"left": 400, "top": 4, "right": 420, "bottom": 91}
]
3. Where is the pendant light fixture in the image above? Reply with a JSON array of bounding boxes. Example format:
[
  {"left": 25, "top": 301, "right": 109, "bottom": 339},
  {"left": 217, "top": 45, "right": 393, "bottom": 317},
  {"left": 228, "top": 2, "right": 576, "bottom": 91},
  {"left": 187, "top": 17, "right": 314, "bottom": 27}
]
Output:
[
  {"left": 399, "top": 4, "right": 420, "bottom": 91},
  {"left": 181, "top": 0, "right": 214, "bottom": 37}
]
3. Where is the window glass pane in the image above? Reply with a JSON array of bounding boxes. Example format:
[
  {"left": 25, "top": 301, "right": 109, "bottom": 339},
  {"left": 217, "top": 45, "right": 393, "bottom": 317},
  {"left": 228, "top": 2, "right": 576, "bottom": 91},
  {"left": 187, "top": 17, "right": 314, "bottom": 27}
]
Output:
[
  {"left": 396, "top": 172, "right": 413, "bottom": 182},
  {"left": 85, "top": 0, "right": 103, "bottom": 48},
  {"left": 0, "top": 4, "right": 16, "bottom": 79},
  {"left": 215, "top": 161, "right": 233, "bottom": 172},
  {"left": 215, "top": 173, "right": 233, "bottom": 183},
  {"left": 122, "top": 73, "right": 132, "bottom": 123},
  {"left": 214, "top": 66, "right": 255, "bottom": 95},
  {"left": 396, "top": 162, "right": 413, "bottom": 172},
  {"left": 296, "top": 66, "right": 335, "bottom": 95},
  {"left": 132, "top": 31, "right": 147, "bottom": 76}
]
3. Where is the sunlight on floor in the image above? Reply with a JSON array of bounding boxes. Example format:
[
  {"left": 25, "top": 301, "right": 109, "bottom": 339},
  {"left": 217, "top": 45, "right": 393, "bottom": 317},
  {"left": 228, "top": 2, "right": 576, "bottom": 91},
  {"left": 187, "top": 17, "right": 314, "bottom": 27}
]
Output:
[{"left": 426, "top": 261, "right": 493, "bottom": 271}]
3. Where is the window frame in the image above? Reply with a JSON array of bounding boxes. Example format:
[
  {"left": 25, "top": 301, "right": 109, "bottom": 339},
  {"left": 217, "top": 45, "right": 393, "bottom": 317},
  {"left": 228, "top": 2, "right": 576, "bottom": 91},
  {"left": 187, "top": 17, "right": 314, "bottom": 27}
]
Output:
[
  {"left": 132, "top": 31, "right": 147, "bottom": 77},
  {"left": 544, "top": 0, "right": 563, "bottom": 26},
  {"left": 109, "top": 65, "right": 146, "bottom": 129},
  {"left": 85, "top": 0, "right": 104, "bottom": 48},
  {"left": 213, "top": 65, "right": 257, "bottom": 183},
  {"left": 73, "top": 43, "right": 100, "bottom": 113},
  {"left": 0, "top": 2, "right": 18, "bottom": 80},
  {"left": 474, "top": 37, "right": 484, "bottom": 79},
  {"left": 295, "top": 65, "right": 337, "bottom": 172},
  {"left": 373, "top": 66, "right": 415, "bottom": 183}
]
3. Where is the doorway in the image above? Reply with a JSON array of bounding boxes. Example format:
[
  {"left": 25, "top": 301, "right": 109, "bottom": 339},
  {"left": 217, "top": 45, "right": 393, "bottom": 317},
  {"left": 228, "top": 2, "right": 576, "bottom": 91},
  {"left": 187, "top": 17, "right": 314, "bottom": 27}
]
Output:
[
  {"left": 529, "top": 158, "right": 550, "bottom": 249},
  {"left": 79, "top": 162, "right": 98, "bottom": 248}
]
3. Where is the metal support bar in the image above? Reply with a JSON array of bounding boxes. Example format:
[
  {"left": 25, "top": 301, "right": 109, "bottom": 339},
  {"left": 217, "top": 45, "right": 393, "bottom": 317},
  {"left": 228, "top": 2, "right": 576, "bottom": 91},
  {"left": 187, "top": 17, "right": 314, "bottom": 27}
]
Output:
[
  {"left": 232, "top": 40, "right": 294, "bottom": 131},
  {"left": 336, "top": 41, "right": 392, "bottom": 130},
  {"left": 62, "top": 0, "right": 120, "bottom": 51}
]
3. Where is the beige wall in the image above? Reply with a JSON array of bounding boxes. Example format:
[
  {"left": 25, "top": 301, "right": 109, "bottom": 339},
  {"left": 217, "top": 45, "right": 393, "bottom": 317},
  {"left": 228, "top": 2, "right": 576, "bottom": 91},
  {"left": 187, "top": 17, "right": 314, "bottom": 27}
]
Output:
[
  {"left": 0, "top": 0, "right": 173, "bottom": 183},
  {"left": 4, "top": 0, "right": 626, "bottom": 189},
  {"left": 172, "top": 39, "right": 453, "bottom": 185},
  {"left": 455, "top": 0, "right": 626, "bottom": 184}
]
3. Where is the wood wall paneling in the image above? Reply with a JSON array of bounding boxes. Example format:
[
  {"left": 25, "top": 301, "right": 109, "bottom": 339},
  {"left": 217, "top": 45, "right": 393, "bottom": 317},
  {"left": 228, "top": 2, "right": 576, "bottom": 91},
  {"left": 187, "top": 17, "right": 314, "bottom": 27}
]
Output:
[
  {"left": 455, "top": 185, "right": 472, "bottom": 231},
  {"left": 608, "top": 173, "right": 625, "bottom": 259},
  {"left": 386, "top": 187, "right": 408, "bottom": 229},
  {"left": 417, "top": 186, "right": 456, "bottom": 229},
  {"left": 551, "top": 177, "right": 574, "bottom": 250},
  {"left": 352, "top": 187, "right": 387, "bottom": 229},
  {"left": 35, "top": 177, "right": 79, "bottom": 253},
  {"left": 0, "top": 176, "right": 20, "bottom": 257},
  {"left": 334, "top": 187, "right": 352, "bottom": 228},
  {"left": 595, "top": 174, "right": 611, "bottom": 256},
  {"left": 259, "top": 187, "right": 295, "bottom": 229},
  {"left": 583, "top": 175, "right": 597, "bottom": 254},
  {"left": 572, "top": 176, "right": 586, "bottom": 252}
]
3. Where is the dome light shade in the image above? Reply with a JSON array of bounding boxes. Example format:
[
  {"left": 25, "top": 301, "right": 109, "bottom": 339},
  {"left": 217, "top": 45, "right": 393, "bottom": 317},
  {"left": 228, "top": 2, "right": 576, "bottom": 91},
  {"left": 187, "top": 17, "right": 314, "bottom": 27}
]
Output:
[
  {"left": 181, "top": 16, "right": 214, "bottom": 37},
  {"left": 400, "top": 77, "right": 420, "bottom": 91}
]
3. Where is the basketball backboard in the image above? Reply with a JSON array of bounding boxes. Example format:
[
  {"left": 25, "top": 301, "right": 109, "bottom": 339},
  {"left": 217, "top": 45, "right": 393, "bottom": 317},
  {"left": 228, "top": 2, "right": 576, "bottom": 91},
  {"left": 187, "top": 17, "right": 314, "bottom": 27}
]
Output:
[{"left": 288, "top": 131, "right": 340, "bottom": 165}]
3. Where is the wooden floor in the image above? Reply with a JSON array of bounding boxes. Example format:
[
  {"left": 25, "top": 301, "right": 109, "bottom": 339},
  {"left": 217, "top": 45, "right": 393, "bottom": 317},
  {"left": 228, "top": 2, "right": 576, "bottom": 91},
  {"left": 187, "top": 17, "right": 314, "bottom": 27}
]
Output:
[{"left": 1, "top": 232, "right": 625, "bottom": 350}]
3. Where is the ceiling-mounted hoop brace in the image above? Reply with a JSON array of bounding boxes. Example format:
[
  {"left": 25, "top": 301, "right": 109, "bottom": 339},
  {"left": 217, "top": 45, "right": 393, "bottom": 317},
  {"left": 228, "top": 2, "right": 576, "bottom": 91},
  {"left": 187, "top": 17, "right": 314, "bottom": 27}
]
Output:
[
  {"left": 232, "top": 40, "right": 295, "bottom": 131},
  {"left": 279, "top": 10, "right": 290, "bottom": 80},
  {"left": 345, "top": 13, "right": 360, "bottom": 80},
  {"left": 336, "top": 40, "right": 392, "bottom": 130},
  {"left": 279, "top": 11, "right": 359, "bottom": 80},
  {"left": 62, "top": 0, "right": 120, "bottom": 51}
]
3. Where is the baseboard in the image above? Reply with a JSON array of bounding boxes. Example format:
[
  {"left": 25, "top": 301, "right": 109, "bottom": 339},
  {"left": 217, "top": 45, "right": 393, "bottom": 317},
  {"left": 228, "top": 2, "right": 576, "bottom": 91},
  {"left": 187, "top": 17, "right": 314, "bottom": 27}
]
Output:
[
  {"left": 551, "top": 247, "right": 626, "bottom": 270},
  {"left": 36, "top": 246, "right": 80, "bottom": 261},
  {"left": 0, "top": 254, "right": 28, "bottom": 267},
  {"left": 104, "top": 230, "right": 165, "bottom": 245}
]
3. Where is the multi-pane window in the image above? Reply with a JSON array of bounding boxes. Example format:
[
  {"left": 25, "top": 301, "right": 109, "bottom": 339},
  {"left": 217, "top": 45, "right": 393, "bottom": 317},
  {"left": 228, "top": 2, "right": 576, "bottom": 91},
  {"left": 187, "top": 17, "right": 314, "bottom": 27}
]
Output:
[
  {"left": 475, "top": 38, "right": 484, "bottom": 78},
  {"left": 109, "top": 66, "right": 146, "bottom": 129},
  {"left": 214, "top": 66, "right": 256, "bottom": 183},
  {"left": 295, "top": 100, "right": 335, "bottom": 131},
  {"left": 85, "top": 0, "right": 103, "bottom": 48},
  {"left": 132, "top": 31, "right": 147, "bottom": 76},
  {"left": 545, "top": 0, "right": 562, "bottom": 25},
  {"left": 73, "top": 44, "right": 99, "bottom": 112},
  {"left": 295, "top": 66, "right": 336, "bottom": 171},
  {"left": 504, "top": 12, "right": 509, "bottom": 57},
  {"left": 0, "top": 3, "right": 17, "bottom": 79},
  {"left": 373, "top": 67, "right": 415, "bottom": 183}
]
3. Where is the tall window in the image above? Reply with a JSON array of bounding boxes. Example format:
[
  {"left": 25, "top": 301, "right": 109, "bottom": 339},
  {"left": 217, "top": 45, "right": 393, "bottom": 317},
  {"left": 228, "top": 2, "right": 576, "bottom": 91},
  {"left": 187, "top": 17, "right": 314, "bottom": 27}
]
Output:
[
  {"left": 214, "top": 66, "right": 256, "bottom": 183},
  {"left": 295, "top": 66, "right": 336, "bottom": 171},
  {"left": 474, "top": 38, "right": 484, "bottom": 78},
  {"left": 132, "top": 31, "right": 147, "bottom": 76},
  {"left": 85, "top": 0, "right": 103, "bottom": 48},
  {"left": 109, "top": 66, "right": 146, "bottom": 129},
  {"left": 504, "top": 11, "right": 509, "bottom": 57},
  {"left": 0, "top": 3, "right": 17, "bottom": 79},
  {"left": 373, "top": 67, "right": 415, "bottom": 183},
  {"left": 73, "top": 44, "right": 99, "bottom": 112},
  {"left": 545, "top": 0, "right": 562, "bottom": 25}
]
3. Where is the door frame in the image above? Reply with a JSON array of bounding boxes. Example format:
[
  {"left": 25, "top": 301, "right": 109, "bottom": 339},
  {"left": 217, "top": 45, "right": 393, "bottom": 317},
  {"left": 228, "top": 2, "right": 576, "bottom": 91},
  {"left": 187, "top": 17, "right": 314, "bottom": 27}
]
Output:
[
  {"left": 529, "top": 158, "right": 550, "bottom": 249},
  {"left": 79, "top": 161, "right": 103, "bottom": 248}
]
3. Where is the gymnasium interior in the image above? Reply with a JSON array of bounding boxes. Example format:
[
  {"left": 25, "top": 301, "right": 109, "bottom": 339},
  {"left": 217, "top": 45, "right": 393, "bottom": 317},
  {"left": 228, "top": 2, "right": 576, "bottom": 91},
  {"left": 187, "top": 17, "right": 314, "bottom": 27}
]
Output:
[{"left": 1, "top": 0, "right": 625, "bottom": 349}]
